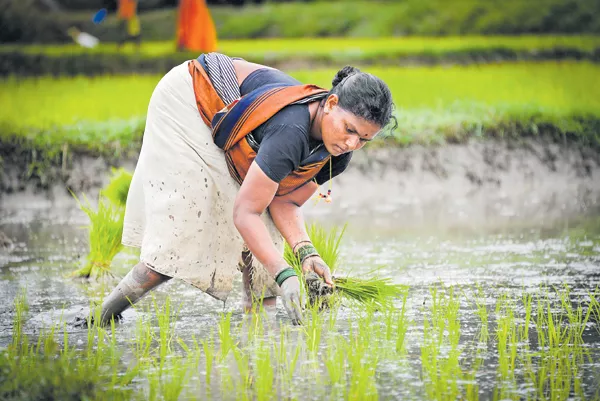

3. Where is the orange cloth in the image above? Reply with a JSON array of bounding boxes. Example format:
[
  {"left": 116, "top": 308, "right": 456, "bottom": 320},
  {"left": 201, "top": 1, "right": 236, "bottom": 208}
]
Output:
[
  {"left": 117, "top": 0, "right": 137, "bottom": 20},
  {"left": 188, "top": 60, "right": 330, "bottom": 196},
  {"left": 177, "top": 0, "right": 218, "bottom": 52}
]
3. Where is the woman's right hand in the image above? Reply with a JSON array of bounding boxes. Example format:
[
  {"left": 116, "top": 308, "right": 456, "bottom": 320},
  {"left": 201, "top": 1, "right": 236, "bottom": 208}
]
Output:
[{"left": 279, "top": 275, "right": 303, "bottom": 325}]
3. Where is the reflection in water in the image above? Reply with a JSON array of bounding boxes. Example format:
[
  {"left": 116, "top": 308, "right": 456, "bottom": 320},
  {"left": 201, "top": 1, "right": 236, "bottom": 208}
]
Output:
[{"left": 0, "top": 208, "right": 599, "bottom": 400}]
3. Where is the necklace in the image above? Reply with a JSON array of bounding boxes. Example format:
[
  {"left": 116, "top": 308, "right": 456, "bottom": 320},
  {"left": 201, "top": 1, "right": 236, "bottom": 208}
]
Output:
[
  {"left": 315, "top": 159, "right": 333, "bottom": 204},
  {"left": 310, "top": 99, "right": 333, "bottom": 204}
]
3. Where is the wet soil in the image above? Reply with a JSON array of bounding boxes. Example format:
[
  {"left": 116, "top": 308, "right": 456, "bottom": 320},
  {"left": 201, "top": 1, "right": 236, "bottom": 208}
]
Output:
[{"left": 2, "top": 137, "right": 598, "bottom": 229}]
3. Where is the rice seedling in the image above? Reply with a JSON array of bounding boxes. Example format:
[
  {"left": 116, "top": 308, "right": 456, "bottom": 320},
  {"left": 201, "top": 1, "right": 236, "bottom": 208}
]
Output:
[
  {"left": 202, "top": 334, "right": 216, "bottom": 389},
  {"left": 218, "top": 361, "right": 236, "bottom": 399},
  {"left": 153, "top": 295, "right": 182, "bottom": 371},
  {"left": 232, "top": 347, "right": 252, "bottom": 401},
  {"left": 323, "top": 335, "right": 347, "bottom": 398},
  {"left": 518, "top": 287, "right": 594, "bottom": 401},
  {"left": 284, "top": 222, "right": 404, "bottom": 309},
  {"left": 394, "top": 289, "right": 410, "bottom": 355},
  {"left": 71, "top": 193, "right": 125, "bottom": 278},
  {"left": 345, "top": 330, "right": 379, "bottom": 401},
  {"left": 420, "top": 286, "right": 463, "bottom": 401},
  {"left": 217, "top": 311, "right": 236, "bottom": 362},
  {"left": 273, "top": 324, "right": 301, "bottom": 400},
  {"left": 101, "top": 167, "right": 133, "bottom": 207},
  {"left": 159, "top": 355, "right": 193, "bottom": 401},
  {"left": 590, "top": 288, "right": 600, "bottom": 333},
  {"left": 518, "top": 292, "right": 533, "bottom": 344},
  {"left": 1, "top": 290, "right": 137, "bottom": 401},
  {"left": 304, "top": 303, "right": 325, "bottom": 356},
  {"left": 254, "top": 340, "right": 276, "bottom": 401},
  {"left": 334, "top": 275, "right": 404, "bottom": 309},
  {"left": 9, "top": 288, "right": 29, "bottom": 354},
  {"left": 556, "top": 285, "right": 596, "bottom": 344},
  {"left": 493, "top": 294, "right": 518, "bottom": 399},
  {"left": 133, "top": 309, "right": 154, "bottom": 363},
  {"left": 474, "top": 285, "right": 489, "bottom": 344}
]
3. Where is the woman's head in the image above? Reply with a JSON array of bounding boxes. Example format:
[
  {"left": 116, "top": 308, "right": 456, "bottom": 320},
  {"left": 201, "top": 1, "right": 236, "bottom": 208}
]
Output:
[{"left": 318, "top": 66, "right": 396, "bottom": 156}]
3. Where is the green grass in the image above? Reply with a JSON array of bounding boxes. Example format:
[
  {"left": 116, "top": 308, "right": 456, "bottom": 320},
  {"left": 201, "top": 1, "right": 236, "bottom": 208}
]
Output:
[
  {"left": 2, "top": 61, "right": 599, "bottom": 186},
  {"left": 1, "top": 61, "right": 598, "bottom": 154},
  {"left": 3, "top": 35, "right": 598, "bottom": 59},
  {"left": 7, "top": 0, "right": 600, "bottom": 44},
  {"left": 2, "top": 35, "right": 598, "bottom": 77}
]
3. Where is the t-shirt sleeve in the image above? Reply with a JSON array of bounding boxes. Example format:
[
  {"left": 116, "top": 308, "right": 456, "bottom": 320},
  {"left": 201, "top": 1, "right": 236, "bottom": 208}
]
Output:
[
  {"left": 254, "top": 124, "right": 307, "bottom": 183},
  {"left": 314, "top": 153, "right": 353, "bottom": 185}
]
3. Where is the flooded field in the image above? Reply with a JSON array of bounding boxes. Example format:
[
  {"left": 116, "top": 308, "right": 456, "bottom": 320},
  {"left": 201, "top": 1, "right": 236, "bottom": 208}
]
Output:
[{"left": 1, "top": 206, "right": 599, "bottom": 400}]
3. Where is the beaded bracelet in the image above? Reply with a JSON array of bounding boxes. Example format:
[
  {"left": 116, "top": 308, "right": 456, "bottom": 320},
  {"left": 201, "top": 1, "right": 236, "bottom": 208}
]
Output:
[
  {"left": 296, "top": 243, "right": 319, "bottom": 264},
  {"left": 275, "top": 267, "right": 298, "bottom": 287}
]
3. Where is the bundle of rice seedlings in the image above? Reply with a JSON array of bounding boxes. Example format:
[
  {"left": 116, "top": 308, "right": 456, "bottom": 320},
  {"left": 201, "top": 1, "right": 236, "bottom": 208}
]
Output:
[
  {"left": 284, "top": 222, "right": 403, "bottom": 309},
  {"left": 71, "top": 193, "right": 125, "bottom": 279},
  {"left": 101, "top": 168, "right": 133, "bottom": 207},
  {"left": 333, "top": 275, "right": 404, "bottom": 309}
]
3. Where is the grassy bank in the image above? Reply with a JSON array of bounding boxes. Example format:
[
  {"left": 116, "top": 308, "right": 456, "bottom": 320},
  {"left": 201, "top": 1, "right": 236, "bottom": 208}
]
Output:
[
  {"left": 1, "top": 61, "right": 599, "bottom": 186},
  {"left": 2, "top": 36, "right": 599, "bottom": 76},
  {"left": 5, "top": 0, "right": 600, "bottom": 44}
]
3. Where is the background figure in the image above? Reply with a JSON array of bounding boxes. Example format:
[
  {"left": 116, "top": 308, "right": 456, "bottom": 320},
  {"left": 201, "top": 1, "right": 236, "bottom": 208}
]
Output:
[
  {"left": 117, "top": 0, "right": 141, "bottom": 49},
  {"left": 176, "top": 0, "right": 218, "bottom": 52}
]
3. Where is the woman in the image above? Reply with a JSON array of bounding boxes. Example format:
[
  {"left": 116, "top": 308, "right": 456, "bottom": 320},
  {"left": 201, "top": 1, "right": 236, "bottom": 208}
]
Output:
[
  {"left": 116, "top": 0, "right": 141, "bottom": 49},
  {"left": 98, "top": 53, "right": 395, "bottom": 325},
  {"left": 176, "top": 0, "right": 218, "bottom": 52}
]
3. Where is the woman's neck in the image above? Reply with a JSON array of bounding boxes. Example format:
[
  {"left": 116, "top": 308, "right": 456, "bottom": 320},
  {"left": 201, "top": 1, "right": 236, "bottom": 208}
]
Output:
[{"left": 308, "top": 100, "right": 323, "bottom": 141}]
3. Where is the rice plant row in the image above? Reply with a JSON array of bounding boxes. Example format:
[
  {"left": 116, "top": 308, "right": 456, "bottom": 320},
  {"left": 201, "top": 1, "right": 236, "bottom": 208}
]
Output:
[{"left": 2, "top": 284, "right": 599, "bottom": 400}]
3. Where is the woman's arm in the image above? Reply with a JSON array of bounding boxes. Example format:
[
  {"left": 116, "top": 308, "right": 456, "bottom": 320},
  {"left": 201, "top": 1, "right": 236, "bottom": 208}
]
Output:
[
  {"left": 268, "top": 181, "right": 334, "bottom": 286},
  {"left": 267, "top": 180, "right": 318, "bottom": 250},
  {"left": 233, "top": 161, "right": 289, "bottom": 276}
]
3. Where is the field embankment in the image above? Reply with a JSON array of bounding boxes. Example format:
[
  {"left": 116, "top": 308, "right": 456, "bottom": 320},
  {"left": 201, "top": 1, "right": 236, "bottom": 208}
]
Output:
[{"left": 2, "top": 36, "right": 599, "bottom": 77}]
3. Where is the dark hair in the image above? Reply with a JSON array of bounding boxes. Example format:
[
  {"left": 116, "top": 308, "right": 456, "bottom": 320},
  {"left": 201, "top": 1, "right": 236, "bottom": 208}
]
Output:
[{"left": 330, "top": 66, "right": 397, "bottom": 132}]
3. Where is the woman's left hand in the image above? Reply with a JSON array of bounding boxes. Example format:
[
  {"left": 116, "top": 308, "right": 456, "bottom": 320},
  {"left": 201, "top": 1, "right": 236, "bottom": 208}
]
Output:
[{"left": 301, "top": 255, "right": 334, "bottom": 287}]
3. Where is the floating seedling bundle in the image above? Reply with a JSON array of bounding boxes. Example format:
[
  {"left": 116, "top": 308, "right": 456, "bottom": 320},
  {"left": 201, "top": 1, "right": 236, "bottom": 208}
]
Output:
[
  {"left": 71, "top": 168, "right": 133, "bottom": 278},
  {"left": 71, "top": 194, "right": 125, "bottom": 278},
  {"left": 101, "top": 167, "right": 133, "bottom": 207},
  {"left": 284, "top": 223, "right": 403, "bottom": 309}
]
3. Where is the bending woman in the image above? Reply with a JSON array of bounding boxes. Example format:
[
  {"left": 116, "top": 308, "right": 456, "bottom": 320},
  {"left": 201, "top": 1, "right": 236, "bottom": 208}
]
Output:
[{"left": 99, "top": 53, "right": 395, "bottom": 325}]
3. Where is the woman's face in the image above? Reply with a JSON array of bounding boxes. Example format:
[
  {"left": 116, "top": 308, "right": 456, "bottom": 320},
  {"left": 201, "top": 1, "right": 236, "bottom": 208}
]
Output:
[{"left": 320, "top": 95, "right": 381, "bottom": 156}]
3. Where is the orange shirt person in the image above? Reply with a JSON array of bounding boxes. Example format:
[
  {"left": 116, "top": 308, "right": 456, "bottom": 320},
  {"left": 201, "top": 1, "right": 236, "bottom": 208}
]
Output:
[
  {"left": 117, "top": 0, "right": 141, "bottom": 48},
  {"left": 117, "top": 0, "right": 137, "bottom": 19},
  {"left": 177, "top": 0, "right": 218, "bottom": 52}
]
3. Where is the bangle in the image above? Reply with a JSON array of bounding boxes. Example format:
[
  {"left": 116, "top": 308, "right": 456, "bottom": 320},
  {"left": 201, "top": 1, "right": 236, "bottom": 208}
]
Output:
[
  {"left": 275, "top": 267, "right": 298, "bottom": 287},
  {"left": 292, "top": 240, "right": 312, "bottom": 254},
  {"left": 295, "top": 243, "right": 319, "bottom": 264}
]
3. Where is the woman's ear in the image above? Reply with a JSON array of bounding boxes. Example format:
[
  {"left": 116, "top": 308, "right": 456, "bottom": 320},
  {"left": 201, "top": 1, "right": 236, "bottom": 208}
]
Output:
[{"left": 324, "top": 94, "right": 339, "bottom": 114}]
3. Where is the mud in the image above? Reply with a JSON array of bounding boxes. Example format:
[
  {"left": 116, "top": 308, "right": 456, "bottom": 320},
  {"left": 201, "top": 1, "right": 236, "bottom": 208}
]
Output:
[{"left": 2, "top": 138, "right": 599, "bottom": 229}]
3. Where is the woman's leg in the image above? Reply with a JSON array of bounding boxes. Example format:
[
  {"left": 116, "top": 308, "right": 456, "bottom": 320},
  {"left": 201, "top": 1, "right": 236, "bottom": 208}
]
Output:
[
  {"left": 99, "top": 262, "right": 171, "bottom": 325},
  {"left": 240, "top": 248, "right": 277, "bottom": 312}
]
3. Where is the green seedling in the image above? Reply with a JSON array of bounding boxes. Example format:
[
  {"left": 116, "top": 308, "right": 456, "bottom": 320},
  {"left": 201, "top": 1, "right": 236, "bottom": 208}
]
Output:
[
  {"left": 102, "top": 167, "right": 133, "bottom": 207},
  {"left": 71, "top": 193, "right": 125, "bottom": 278}
]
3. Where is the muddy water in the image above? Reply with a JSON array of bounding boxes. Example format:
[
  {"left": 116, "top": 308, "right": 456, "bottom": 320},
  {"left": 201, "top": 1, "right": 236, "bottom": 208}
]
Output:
[{"left": 1, "top": 206, "right": 600, "bottom": 399}]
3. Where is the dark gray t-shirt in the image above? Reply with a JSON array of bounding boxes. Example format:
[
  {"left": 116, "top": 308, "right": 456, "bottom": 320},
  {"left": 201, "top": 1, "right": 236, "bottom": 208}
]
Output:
[{"left": 239, "top": 68, "right": 351, "bottom": 185}]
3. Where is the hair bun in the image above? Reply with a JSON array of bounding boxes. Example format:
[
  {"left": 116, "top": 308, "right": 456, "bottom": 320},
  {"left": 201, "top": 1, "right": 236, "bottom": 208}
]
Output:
[{"left": 332, "top": 66, "right": 360, "bottom": 87}]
